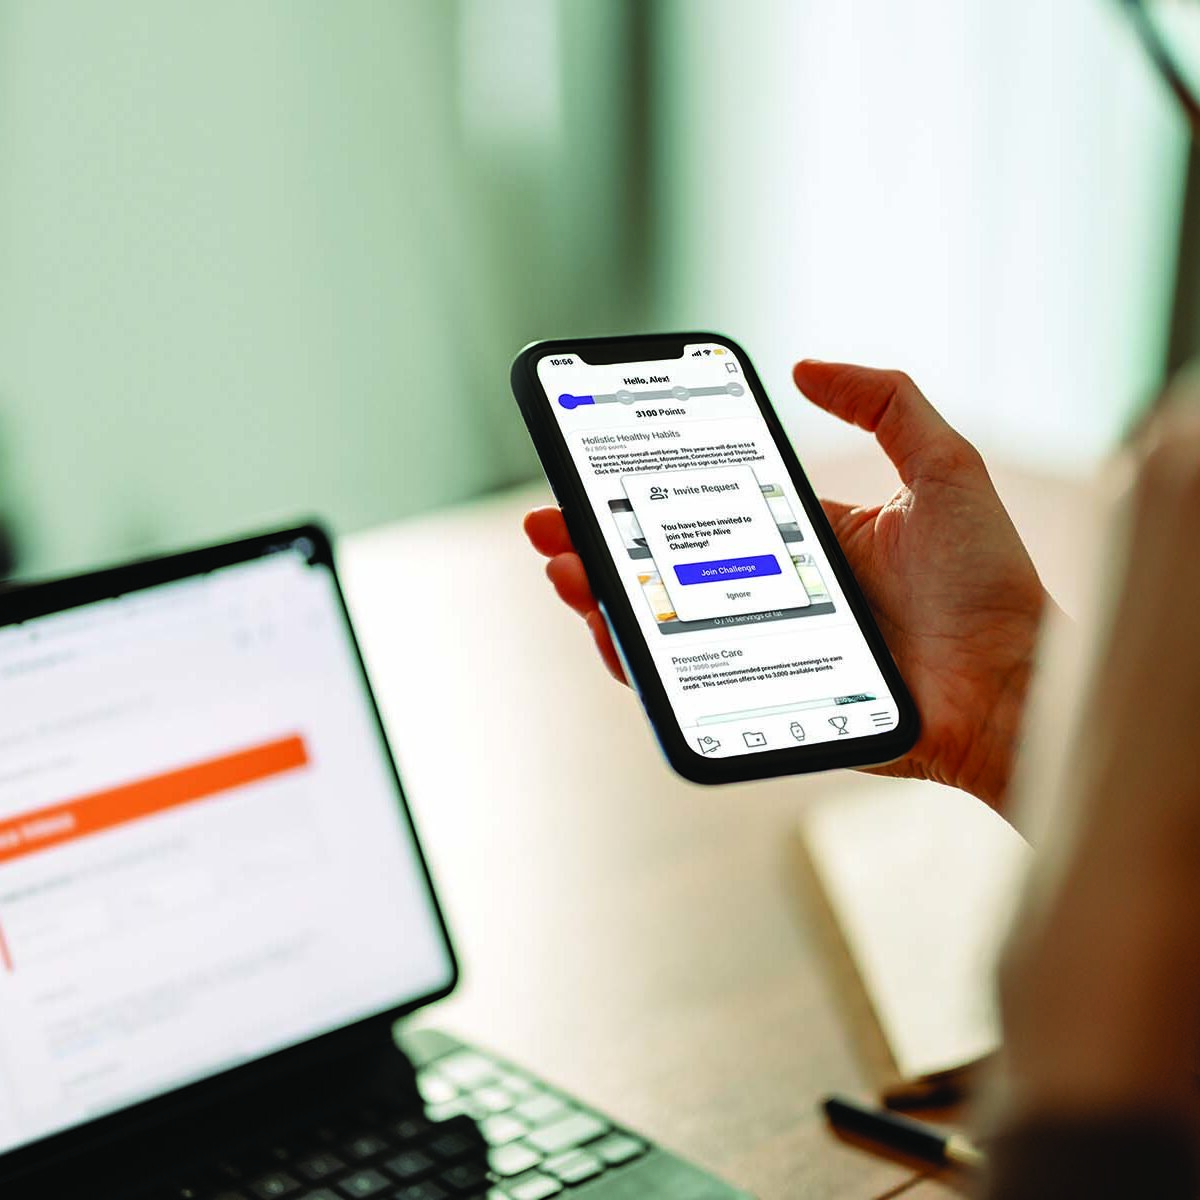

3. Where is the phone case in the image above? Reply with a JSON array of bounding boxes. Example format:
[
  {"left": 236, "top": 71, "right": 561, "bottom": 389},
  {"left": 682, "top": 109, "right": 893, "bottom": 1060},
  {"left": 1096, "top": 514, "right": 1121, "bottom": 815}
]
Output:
[{"left": 510, "top": 332, "right": 919, "bottom": 785}]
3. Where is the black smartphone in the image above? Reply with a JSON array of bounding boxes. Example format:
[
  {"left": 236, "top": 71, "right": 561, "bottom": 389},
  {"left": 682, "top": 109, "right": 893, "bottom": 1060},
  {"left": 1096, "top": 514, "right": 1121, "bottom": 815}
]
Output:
[{"left": 511, "top": 332, "right": 919, "bottom": 784}]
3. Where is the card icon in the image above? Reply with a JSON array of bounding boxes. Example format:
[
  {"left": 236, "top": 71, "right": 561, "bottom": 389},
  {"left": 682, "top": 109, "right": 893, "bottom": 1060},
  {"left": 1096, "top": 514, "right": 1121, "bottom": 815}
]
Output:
[{"left": 623, "top": 466, "right": 811, "bottom": 623}]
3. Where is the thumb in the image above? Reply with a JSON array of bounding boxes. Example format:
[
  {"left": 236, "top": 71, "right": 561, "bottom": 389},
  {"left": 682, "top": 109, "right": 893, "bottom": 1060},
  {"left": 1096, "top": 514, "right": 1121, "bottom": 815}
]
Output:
[
  {"left": 820, "top": 497, "right": 856, "bottom": 526},
  {"left": 793, "top": 360, "right": 976, "bottom": 485}
]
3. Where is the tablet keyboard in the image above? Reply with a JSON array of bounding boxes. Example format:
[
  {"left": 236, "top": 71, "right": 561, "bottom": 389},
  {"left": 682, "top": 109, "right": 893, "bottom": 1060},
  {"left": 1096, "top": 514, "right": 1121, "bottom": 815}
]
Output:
[{"left": 152, "top": 1034, "right": 648, "bottom": 1200}]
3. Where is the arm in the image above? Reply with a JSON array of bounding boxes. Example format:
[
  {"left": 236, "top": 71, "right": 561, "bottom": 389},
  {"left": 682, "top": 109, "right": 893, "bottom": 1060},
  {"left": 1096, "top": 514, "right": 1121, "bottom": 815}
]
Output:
[{"left": 982, "top": 390, "right": 1200, "bottom": 1197}]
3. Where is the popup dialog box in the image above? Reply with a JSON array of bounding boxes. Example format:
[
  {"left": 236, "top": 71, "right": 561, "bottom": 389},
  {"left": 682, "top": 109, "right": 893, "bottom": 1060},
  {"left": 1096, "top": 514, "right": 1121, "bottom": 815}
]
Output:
[{"left": 623, "top": 465, "right": 811, "bottom": 623}]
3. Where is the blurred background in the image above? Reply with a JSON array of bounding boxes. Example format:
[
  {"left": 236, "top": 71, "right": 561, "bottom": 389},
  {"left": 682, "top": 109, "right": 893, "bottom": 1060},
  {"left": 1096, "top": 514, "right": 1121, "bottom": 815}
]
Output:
[{"left": 0, "top": 0, "right": 1190, "bottom": 580}]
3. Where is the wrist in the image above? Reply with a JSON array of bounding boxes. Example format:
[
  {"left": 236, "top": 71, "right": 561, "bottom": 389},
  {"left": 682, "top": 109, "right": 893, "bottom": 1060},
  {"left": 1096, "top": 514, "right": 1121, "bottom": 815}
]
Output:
[{"left": 955, "top": 589, "right": 1052, "bottom": 809}]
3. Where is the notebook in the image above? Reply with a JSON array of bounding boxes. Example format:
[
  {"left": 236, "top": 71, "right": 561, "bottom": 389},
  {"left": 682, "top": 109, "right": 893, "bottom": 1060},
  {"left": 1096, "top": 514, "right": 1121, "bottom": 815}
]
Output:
[{"left": 796, "top": 778, "right": 1032, "bottom": 1101}]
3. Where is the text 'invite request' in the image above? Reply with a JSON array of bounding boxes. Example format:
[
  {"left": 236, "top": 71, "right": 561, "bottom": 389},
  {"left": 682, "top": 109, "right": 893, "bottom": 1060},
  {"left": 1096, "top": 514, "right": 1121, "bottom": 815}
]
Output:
[{"left": 623, "top": 466, "right": 811, "bottom": 623}]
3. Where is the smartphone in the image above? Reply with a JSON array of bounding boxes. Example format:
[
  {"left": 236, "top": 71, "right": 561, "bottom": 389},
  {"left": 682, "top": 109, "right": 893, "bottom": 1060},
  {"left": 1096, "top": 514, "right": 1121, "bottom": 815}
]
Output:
[{"left": 511, "top": 333, "right": 919, "bottom": 784}]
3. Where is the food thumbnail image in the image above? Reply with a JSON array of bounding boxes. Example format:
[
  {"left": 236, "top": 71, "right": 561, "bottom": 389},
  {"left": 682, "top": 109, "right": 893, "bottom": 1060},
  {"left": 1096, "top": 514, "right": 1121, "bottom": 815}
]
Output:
[
  {"left": 611, "top": 503, "right": 651, "bottom": 559},
  {"left": 791, "top": 553, "right": 831, "bottom": 603},
  {"left": 760, "top": 483, "right": 803, "bottom": 541},
  {"left": 638, "top": 571, "right": 677, "bottom": 623}
]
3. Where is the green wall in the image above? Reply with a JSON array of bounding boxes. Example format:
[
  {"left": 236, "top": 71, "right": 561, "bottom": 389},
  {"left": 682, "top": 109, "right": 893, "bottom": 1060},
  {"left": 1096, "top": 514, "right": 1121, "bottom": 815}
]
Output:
[
  {"left": 0, "top": 1, "right": 536, "bottom": 575},
  {"left": 0, "top": 1, "right": 1187, "bottom": 576}
]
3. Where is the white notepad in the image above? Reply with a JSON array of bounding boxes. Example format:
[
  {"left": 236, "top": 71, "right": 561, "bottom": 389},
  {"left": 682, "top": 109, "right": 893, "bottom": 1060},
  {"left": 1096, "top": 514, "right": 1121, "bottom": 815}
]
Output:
[{"left": 798, "top": 779, "right": 1032, "bottom": 1090}]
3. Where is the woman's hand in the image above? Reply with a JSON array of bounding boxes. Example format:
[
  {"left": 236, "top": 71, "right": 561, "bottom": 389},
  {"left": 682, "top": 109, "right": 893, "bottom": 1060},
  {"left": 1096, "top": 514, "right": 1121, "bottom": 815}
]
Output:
[{"left": 526, "top": 361, "right": 1051, "bottom": 810}]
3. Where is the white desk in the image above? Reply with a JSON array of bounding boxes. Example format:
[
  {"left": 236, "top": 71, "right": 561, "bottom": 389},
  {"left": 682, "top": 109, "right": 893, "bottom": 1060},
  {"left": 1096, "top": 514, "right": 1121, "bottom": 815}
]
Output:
[{"left": 337, "top": 459, "right": 1088, "bottom": 1200}]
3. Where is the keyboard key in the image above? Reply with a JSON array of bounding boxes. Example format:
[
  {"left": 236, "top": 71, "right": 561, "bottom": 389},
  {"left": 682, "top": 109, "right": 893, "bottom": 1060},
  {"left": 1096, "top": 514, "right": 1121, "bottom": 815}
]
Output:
[
  {"left": 418, "top": 1073, "right": 459, "bottom": 1105},
  {"left": 429, "top": 1129, "right": 480, "bottom": 1162},
  {"left": 541, "top": 1150, "right": 603, "bottom": 1186},
  {"left": 391, "top": 1116, "right": 432, "bottom": 1143},
  {"left": 505, "top": 1173, "right": 562, "bottom": 1200},
  {"left": 384, "top": 1149, "right": 436, "bottom": 1181},
  {"left": 295, "top": 1151, "right": 346, "bottom": 1181},
  {"left": 488, "top": 1143, "right": 541, "bottom": 1178},
  {"left": 438, "top": 1052, "right": 497, "bottom": 1089},
  {"left": 392, "top": 1185, "right": 449, "bottom": 1200},
  {"left": 480, "top": 1115, "right": 527, "bottom": 1146},
  {"left": 426, "top": 1098, "right": 469, "bottom": 1123},
  {"left": 525, "top": 1112, "right": 608, "bottom": 1156},
  {"left": 249, "top": 1172, "right": 303, "bottom": 1198},
  {"left": 459, "top": 1095, "right": 494, "bottom": 1122},
  {"left": 512, "top": 1094, "right": 567, "bottom": 1125},
  {"left": 471, "top": 1087, "right": 514, "bottom": 1114},
  {"left": 343, "top": 1133, "right": 390, "bottom": 1161},
  {"left": 591, "top": 1133, "right": 647, "bottom": 1167},
  {"left": 439, "top": 1160, "right": 490, "bottom": 1192},
  {"left": 336, "top": 1169, "right": 391, "bottom": 1197},
  {"left": 498, "top": 1074, "right": 534, "bottom": 1096}
]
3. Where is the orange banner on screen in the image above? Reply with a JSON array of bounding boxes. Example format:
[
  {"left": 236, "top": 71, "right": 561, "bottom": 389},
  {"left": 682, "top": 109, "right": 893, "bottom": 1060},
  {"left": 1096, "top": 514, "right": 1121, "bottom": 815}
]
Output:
[{"left": 0, "top": 735, "right": 309, "bottom": 868}]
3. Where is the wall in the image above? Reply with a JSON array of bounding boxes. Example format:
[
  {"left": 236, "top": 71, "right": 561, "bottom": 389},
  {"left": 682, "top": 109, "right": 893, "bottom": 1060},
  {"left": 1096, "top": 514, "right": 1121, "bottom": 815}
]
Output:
[{"left": 0, "top": 1, "right": 535, "bottom": 575}]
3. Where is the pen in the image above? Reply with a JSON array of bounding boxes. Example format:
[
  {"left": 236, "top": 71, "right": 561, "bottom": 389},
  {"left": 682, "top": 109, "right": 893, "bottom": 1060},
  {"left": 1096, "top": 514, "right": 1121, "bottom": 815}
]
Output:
[{"left": 822, "top": 1095, "right": 987, "bottom": 1171}]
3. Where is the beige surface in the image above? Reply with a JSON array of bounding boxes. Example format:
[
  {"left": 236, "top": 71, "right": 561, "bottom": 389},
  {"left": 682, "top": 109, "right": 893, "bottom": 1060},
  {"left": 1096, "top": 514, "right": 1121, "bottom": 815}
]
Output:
[{"left": 336, "top": 456, "right": 1088, "bottom": 1199}]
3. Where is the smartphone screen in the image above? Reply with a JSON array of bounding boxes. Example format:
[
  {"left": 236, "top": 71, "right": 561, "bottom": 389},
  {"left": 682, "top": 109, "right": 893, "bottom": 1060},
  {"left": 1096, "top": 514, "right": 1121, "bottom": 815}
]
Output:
[{"left": 533, "top": 337, "right": 909, "bottom": 765}]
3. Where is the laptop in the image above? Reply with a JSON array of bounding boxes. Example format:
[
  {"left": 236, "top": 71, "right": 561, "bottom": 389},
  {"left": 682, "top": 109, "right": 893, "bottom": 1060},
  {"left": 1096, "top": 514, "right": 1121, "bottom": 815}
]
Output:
[{"left": 0, "top": 525, "right": 751, "bottom": 1200}]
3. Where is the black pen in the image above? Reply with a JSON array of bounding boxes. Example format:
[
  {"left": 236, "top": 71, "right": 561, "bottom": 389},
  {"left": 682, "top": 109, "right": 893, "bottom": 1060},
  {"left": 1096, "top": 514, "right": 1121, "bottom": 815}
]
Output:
[{"left": 822, "top": 1095, "right": 986, "bottom": 1170}]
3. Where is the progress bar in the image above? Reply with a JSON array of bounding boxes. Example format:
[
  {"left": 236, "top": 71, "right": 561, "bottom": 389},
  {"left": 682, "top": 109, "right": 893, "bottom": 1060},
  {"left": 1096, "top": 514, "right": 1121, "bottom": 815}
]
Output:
[
  {"left": 558, "top": 382, "right": 744, "bottom": 410},
  {"left": 696, "top": 693, "right": 876, "bottom": 727}
]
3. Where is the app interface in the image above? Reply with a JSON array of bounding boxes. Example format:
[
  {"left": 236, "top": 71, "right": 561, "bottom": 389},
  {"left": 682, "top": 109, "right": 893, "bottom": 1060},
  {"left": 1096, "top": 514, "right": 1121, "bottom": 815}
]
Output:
[
  {"left": 0, "top": 547, "right": 453, "bottom": 1157},
  {"left": 538, "top": 343, "right": 901, "bottom": 759}
]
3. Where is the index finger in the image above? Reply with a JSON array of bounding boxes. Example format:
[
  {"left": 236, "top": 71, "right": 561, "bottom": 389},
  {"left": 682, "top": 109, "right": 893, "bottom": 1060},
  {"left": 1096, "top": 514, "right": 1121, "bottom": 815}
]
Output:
[
  {"left": 524, "top": 507, "right": 575, "bottom": 558},
  {"left": 793, "top": 360, "right": 976, "bottom": 484}
]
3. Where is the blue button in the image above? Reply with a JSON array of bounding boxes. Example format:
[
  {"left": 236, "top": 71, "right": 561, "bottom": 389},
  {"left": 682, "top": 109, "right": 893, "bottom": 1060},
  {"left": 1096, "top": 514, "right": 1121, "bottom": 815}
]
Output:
[
  {"left": 557, "top": 393, "right": 595, "bottom": 410},
  {"left": 674, "top": 555, "right": 781, "bottom": 585}
]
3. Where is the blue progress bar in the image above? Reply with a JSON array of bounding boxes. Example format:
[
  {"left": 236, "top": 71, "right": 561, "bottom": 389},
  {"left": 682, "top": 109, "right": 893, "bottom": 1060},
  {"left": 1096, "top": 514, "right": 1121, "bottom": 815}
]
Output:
[{"left": 558, "top": 383, "right": 742, "bottom": 411}]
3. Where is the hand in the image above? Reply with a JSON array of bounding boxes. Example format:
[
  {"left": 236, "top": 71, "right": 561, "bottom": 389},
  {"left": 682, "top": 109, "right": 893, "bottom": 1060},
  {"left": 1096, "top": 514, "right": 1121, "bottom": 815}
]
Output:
[
  {"left": 995, "top": 382, "right": 1200, "bottom": 1117},
  {"left": 526, "top": 362, "right": 1050, "bottom": 809}
]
